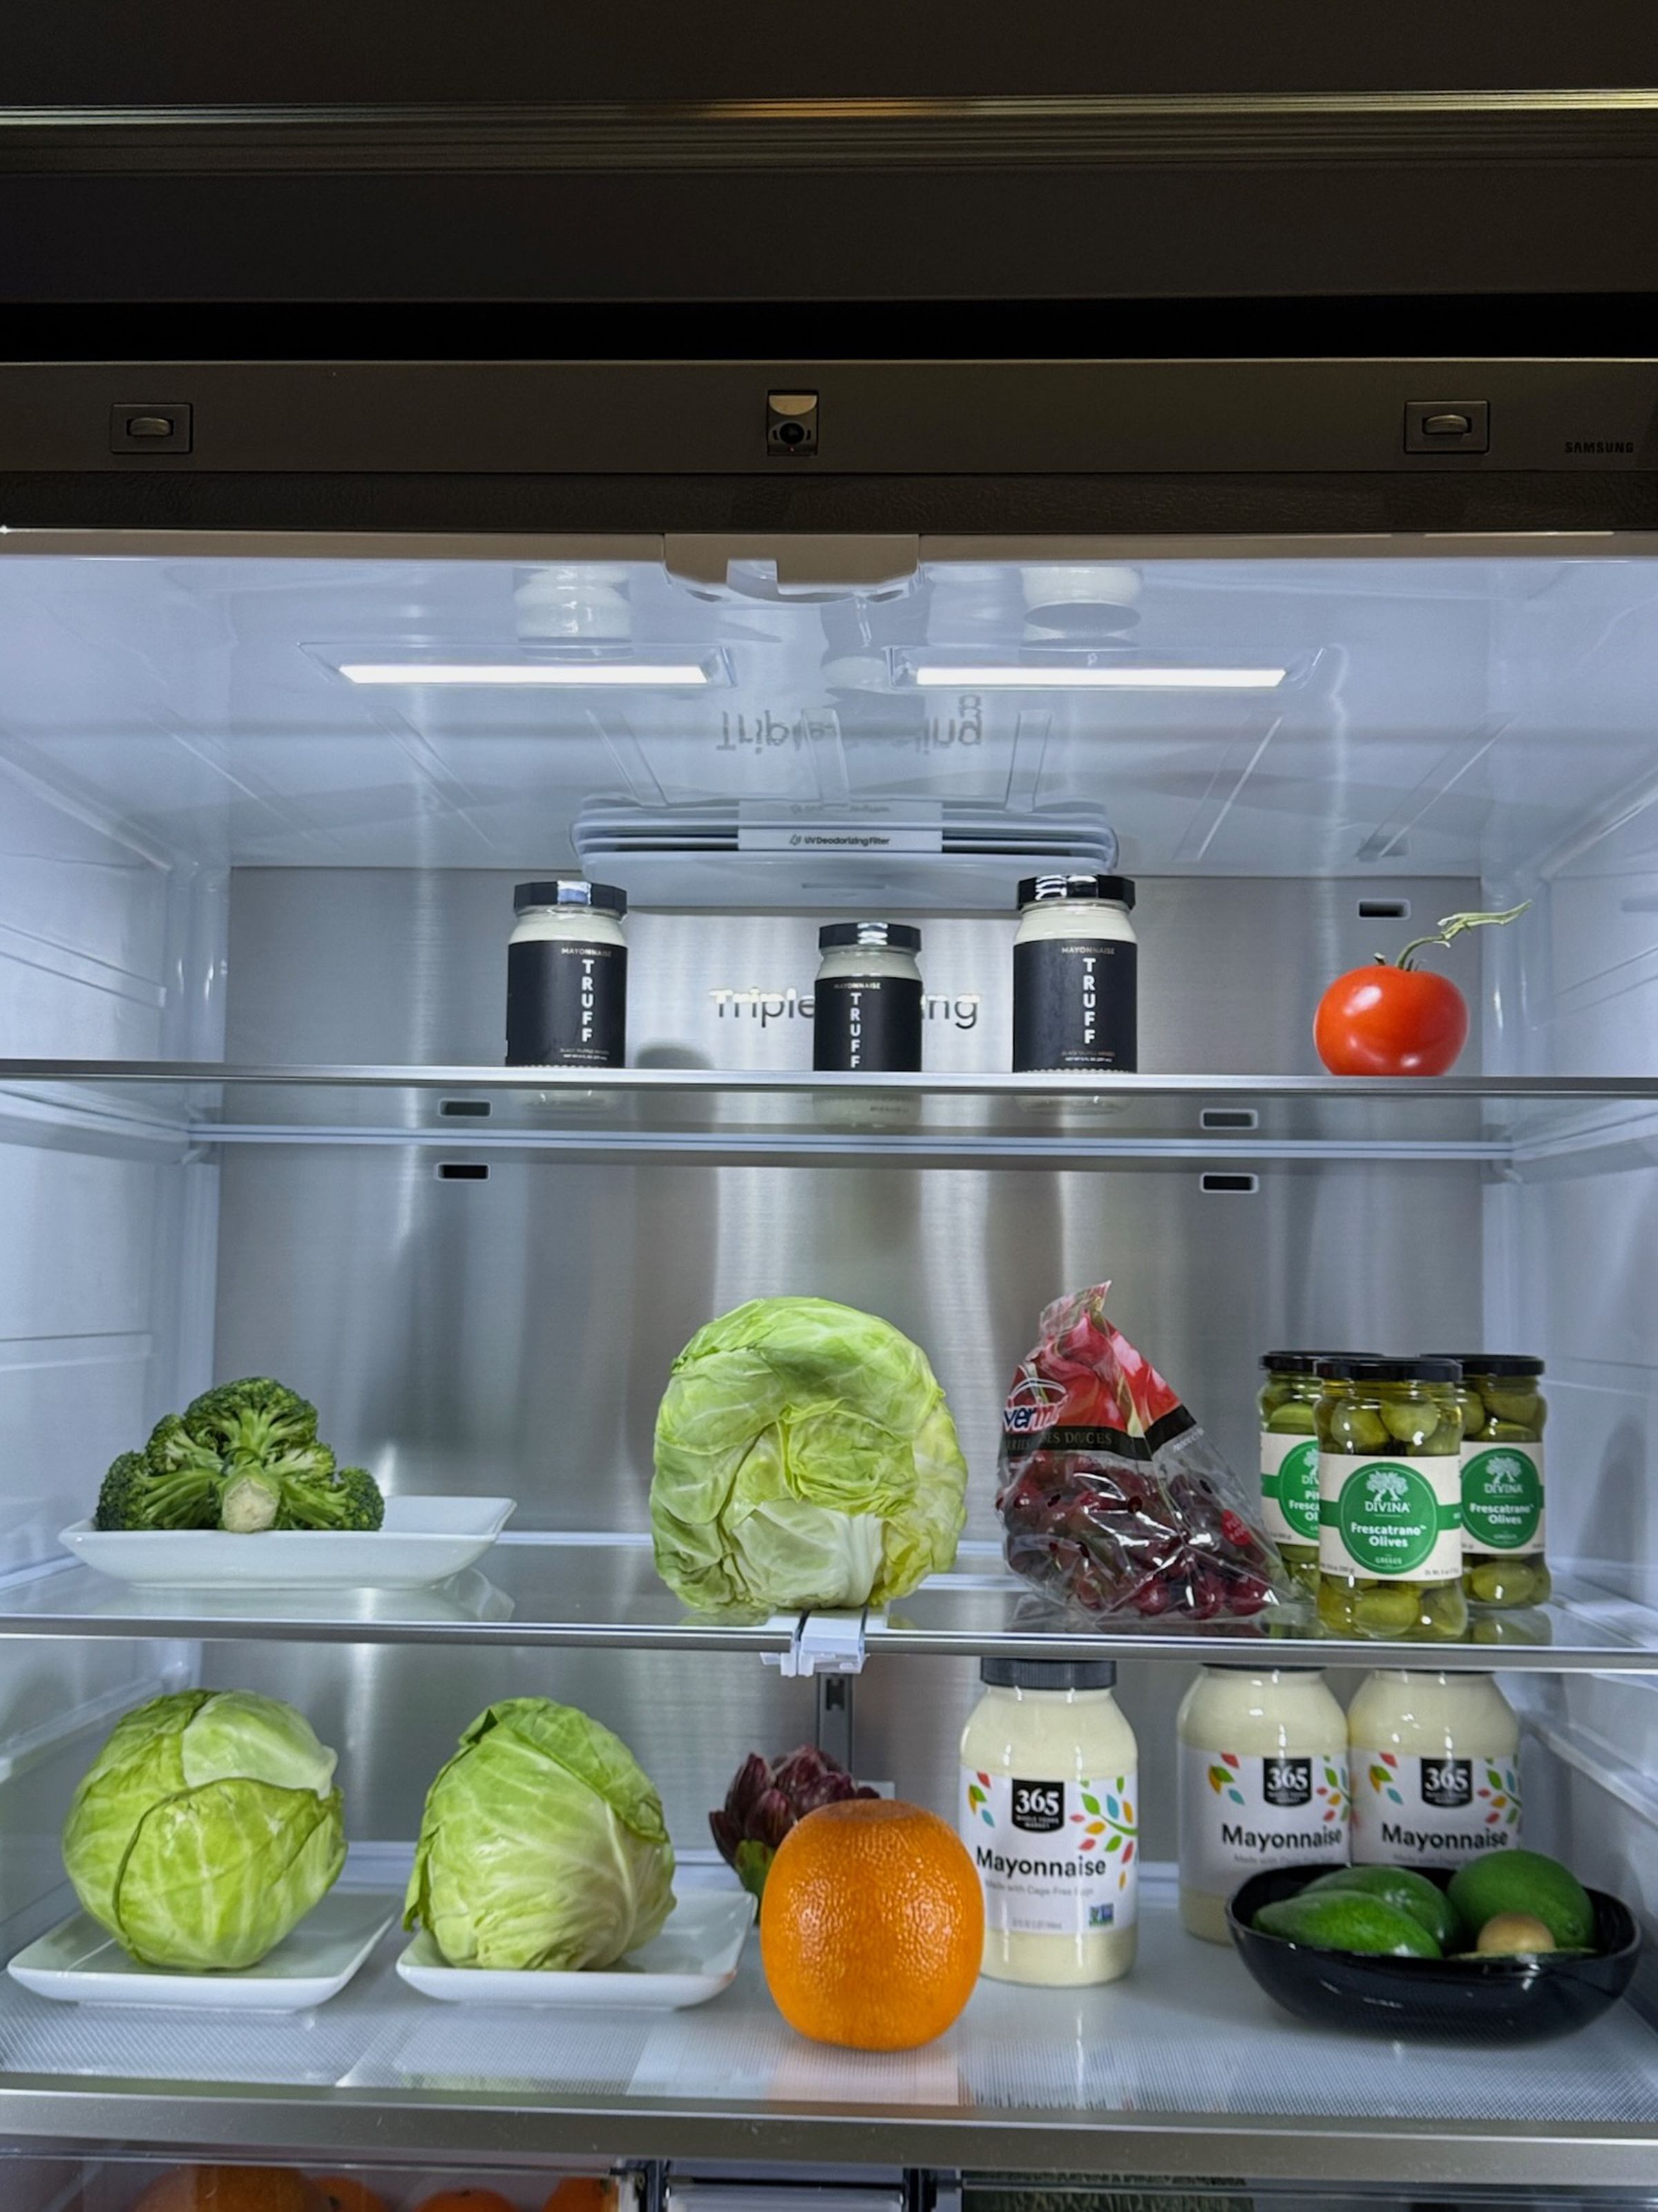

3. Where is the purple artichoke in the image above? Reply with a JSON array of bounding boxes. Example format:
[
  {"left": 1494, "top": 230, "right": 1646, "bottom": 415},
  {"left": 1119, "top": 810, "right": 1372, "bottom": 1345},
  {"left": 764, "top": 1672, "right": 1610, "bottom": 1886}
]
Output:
[{"left": 709, "top": 1744, "right": 878, "bottom": 1897}]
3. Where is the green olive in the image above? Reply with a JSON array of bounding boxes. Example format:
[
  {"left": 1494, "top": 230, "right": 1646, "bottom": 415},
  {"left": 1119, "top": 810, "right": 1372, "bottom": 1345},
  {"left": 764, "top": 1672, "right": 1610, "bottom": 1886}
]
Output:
[
  {"left": 1519, "top": 1560, "right": 1553, "bottom": 1605},
  {"left": 1465, "top": 1557, "right": 1552, "bottom": 1609},
  {"left": 1380, "top": 1399, "right": 1437, "bottom": 1448},
  {"left": 1483, "top": 1385, "right": 1544, "bottom": 1429},
  {"left": 1316, "top": 1580, "right": 1356, "bottom": 1635},
  {"left": 1266, "top": 1401, "right": 1317, "bottom": 1436},
  {"left": 1353, "top": 1582, "right": 1423, "bottom": 1633},
  {"left": 1421, "top": 1581, "right": 1469, "bottom": 1637},
  {"left": 1467, "top": 1560, "right": 1509, "bottom": 1605},
  {"left": 1485, "top": 1418, "right": 1540, "bottom": 1444},
  {"left": 1457, "top": 1387, "right": 1489, "bottom": 1435},
  {"left": 1325, "top": 1405, "right": 1390, "bottom": 1453},
  {"left": 1260, "top": 1378, "right": 1293, "bottom": 1416},
  {"left": 1281, "top": 1544, "right": 1319, "bottom": 1595}
]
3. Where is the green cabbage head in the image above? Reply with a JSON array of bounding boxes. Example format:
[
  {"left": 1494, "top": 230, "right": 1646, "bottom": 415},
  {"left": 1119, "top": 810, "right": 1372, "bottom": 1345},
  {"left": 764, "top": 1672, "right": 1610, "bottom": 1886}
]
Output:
[
  {"left": 651, "top": 1295, "right": 969, "bottom": 1612},
  {"left": 404, "top": 1698, "right": 676, "bottom": 1971},
  {"left": 62, "top": 1689, "right": 346, "bottom": 1970}
]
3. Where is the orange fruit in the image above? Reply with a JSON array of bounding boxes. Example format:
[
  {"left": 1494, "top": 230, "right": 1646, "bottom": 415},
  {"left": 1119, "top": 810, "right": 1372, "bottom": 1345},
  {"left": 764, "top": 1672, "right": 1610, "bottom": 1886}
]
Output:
[
  {"left": 759, "top": 1797, "right": 983, "bottom": 2050},
  {"left": 412, "top": 2194, "right": 520, "bottom": 2212},
  {"left": 131, "top": 2173, "right": 326, "bottom": 2212},
  {"left": 314, "top": 2184, "right": 392, "bottom": 2212},
  {"left": 542, "top": 2185, "right": 616, "bottom": 2212}
]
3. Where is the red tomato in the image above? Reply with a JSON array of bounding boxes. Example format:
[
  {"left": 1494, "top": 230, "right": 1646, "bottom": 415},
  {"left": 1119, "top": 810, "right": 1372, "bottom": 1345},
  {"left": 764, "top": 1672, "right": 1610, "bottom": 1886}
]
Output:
[{"left": 1314, "top": 963, "right": 1469, "bottom": 1077}]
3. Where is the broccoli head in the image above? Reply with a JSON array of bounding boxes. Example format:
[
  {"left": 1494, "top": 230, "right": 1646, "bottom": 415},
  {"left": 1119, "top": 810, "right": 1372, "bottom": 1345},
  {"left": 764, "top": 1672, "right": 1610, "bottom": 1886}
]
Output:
[
  {"left": 184, "top": 1377, "right": 318, "bottom": 1463},
  {"left": 94, "top": 1451, "right": 150, "bottom": 1531},
  {"left": 96, "top": 1426, "right": 225, "bottom": 1531},
  {"left": 273, "top": 1453, "right": 384, "bottom": 1533},
  {"left": 92, "top": 1379, "right": 381, "bottom": 1538}
]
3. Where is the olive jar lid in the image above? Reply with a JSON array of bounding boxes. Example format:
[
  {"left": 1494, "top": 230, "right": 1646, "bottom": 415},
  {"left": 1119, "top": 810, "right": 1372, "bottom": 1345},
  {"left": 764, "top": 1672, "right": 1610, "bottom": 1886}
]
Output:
[
  {"left": 514, "top": 879, "right": 627, "bottom": 916},
  {"left": 981, "top": 1656, "right": 1117, "bottom": 1690},
  {"left": 1315, "top": 1355, "right": 1462, "bottom": 1384},
  {"left": 1426, "top": 1353, "right": 1544, "bottom": 1377},
  {"left": 818, "top": 920, "right": 922, "bottom": 952},
  {"left": 1016, "top": 872, "right": 1136, "bottom": 909},
  {"left": 1261, "top": 1350, "right": 1347, "bottom": 1374}
]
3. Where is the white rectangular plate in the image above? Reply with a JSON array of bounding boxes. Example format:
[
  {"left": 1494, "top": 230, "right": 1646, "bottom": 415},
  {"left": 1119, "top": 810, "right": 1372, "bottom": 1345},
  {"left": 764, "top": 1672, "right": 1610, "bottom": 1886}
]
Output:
[
  {"left": 59, "top": 1495, "right": 516, "bottom": 1589},
  {"left": 397, "top": 1888, "right": 756, "bottom": 2009},
  {"left": 8, "top": 1891, "right": 397, "bottom": 2010}
]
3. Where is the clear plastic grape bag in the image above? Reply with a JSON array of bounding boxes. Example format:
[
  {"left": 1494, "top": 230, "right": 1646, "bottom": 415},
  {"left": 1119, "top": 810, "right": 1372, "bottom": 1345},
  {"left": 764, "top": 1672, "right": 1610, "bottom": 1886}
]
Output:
[{"left": 997, "top": 1283, "right": 1298, "bottom": 1626}]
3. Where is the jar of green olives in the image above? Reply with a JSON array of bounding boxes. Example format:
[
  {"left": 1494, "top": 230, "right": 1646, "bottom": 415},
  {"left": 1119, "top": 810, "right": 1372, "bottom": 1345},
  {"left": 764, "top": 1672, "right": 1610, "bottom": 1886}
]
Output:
[
  {"left": 1259, "top": 1352, "right": 1331, "bottom": 1594},
  {"left": 1429, "top": 1353, "right": 1550, "bottom": 1610},
  {"left": 1315, "top": 1356, "right": 1467, "bottom": 1642}
]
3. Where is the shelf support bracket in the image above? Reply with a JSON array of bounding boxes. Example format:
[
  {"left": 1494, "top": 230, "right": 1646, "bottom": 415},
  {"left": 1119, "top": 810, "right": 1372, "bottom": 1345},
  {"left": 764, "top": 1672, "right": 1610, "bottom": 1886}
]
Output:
[{"left": 763, "top": 1608, "right": 867, "bottom": 1678}]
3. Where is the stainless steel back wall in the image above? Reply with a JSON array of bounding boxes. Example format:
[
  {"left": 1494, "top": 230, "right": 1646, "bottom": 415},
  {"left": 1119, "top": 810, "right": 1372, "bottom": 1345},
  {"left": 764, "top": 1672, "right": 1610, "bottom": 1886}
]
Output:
[
  {"left": 225, "top": 870, "right": 1474, "bottom": 1072},
  {"left": 213, "top": 1151, "right": 1482, "bottom": 1535}
]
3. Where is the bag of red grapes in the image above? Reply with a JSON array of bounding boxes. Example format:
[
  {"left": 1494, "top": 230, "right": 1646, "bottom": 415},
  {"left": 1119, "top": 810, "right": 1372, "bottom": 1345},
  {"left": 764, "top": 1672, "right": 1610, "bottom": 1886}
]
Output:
[{"left": 997, "top": 1283, "right": 1296, "bottom": 1625}]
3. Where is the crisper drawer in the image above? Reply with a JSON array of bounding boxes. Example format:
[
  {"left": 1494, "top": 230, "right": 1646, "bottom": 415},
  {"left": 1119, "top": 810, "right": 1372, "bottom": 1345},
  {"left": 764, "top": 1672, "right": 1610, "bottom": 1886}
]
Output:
[
  {"left": 0, "top": 2154, "right": 633, "bottom": 2212},
  {"left": 969, "top": 2190, "right": 1658, "bottom": 2212},
  {"left": 9, "top": 2165, "right": 1658, "bottom": 2212}
]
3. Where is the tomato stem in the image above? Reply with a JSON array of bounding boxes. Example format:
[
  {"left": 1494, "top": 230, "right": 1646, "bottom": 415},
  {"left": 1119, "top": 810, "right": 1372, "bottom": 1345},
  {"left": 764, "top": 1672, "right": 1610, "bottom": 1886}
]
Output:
[{"left": 1394, "top": 902, "right": 1531, "bottom": 972}]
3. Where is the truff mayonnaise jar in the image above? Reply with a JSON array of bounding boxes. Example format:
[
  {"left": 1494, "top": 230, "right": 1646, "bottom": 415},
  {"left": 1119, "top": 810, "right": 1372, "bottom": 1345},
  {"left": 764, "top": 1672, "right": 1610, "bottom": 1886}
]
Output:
[
  {"left": 1011, "top": 873, "right": 1138, "bottom": 1072},
  {"left": 960, "top": 1657, "right": 1138, "bottom": 1985},
  {"left": 505, "top": 879, "right": 628, "bottom": 1068},
  {"left": 812, "top": 921, "right": 924, "bottom": 1072},
  {"left": 1176, "top": 1665, "right": 1350, "bottom": 1942},
  {"left": 1349, "top": 1669, "right": 1521, "bottom": 1866}
]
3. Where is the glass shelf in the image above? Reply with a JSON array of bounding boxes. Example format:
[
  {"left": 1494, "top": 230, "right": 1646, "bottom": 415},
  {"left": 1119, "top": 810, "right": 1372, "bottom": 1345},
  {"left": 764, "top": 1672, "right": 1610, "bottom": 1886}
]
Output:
[
  {"left": 1, "top": 1537, "right": 1654, "bottom": 1670},
  {"left": 5, "top": 1061, "right": 1658, "bottom": 1166},
  {"left": 0, "top": 1535, "right": 790, "bottom": 1654},
  {"left": 0, "top": 1871, "right": 1652, "bottom": 2188}
]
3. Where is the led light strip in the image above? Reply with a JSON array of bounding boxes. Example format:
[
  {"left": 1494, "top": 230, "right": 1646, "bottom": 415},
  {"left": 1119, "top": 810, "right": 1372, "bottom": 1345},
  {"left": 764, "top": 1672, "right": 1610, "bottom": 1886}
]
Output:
[
  {"left": 911, "top": 665, "right": 1287, "bottom": 690},
  {"left": 339, "top": 662, "right": 712, "bottom": 687}
]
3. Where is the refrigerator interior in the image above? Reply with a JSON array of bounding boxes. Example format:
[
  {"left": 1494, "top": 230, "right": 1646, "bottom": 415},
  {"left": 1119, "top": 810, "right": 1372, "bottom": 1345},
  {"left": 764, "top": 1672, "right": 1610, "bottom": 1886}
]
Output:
[{"left": 2, "top": 545, "right": 1658, "bottom": 2193}]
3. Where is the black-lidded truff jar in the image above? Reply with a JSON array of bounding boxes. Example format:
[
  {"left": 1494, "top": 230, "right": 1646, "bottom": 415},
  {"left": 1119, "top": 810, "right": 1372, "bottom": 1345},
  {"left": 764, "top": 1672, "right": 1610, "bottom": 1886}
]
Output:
[
  {"left": 1430, "top": 1353, "right": 1550, "bottom": 1611},
  {"left": 505, "top": 880, "right": 627, "bottom": 1068},
  {"left": 1315, "top": 1356, "right": 1467, "bottom": 1643},
  {"left": 1011, "top": 873, "right": 1137, "bottom": 1073},
  {"left": 813, "top": 922, "right": 923, "bottom": 1072}
]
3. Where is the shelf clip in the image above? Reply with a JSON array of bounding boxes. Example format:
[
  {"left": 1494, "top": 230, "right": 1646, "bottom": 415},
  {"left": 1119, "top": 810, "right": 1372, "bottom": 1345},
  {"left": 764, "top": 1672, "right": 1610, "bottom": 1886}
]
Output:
[{"left": 764, "top": 1608, "right": 868, "bottom": 1678}]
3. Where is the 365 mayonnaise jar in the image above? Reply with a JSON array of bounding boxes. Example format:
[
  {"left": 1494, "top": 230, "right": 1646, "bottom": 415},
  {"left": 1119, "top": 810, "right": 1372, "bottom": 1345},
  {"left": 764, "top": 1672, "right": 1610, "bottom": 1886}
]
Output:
[
  {"left": 1176, "top": 1665, "right": 1350, "bottom": 1942},
  {"left": 1349, "top": 1668, "right": 1521, "bottom": 1866},
  {"left": 960, "top": 1657, "right": 1138, "bottom": 1985}
]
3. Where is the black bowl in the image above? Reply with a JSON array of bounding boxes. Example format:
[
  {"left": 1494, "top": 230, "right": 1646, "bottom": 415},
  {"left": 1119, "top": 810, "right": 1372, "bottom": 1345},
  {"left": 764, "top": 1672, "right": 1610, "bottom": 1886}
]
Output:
[{"left": 1227, "top": 1864, "right": 1641, "bottom": 2044}]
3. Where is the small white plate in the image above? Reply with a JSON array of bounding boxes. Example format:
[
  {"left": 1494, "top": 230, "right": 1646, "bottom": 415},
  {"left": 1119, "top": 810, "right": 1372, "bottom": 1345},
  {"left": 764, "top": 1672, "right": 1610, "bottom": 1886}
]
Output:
[
  {"left": 397, "top": 1888, "right": 756, "bottom": 2009},
  {"left": 7, "top": 1891, "right": 397, "bottom": 2010},
  {"left": 59, "top": 1495, "right": 516, "bottom": 1589}
]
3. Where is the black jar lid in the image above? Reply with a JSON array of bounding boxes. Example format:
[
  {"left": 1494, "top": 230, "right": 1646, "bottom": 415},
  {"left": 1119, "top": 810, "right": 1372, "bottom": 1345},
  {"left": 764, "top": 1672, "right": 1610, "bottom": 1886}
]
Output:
[
  {"left": 514, "top": 879, "right": 627, "bottom": 916},
  {"left": 1261, "top": 1350, "right": 1348, "bottom": 1374},
  {"left": 1426, "top": 1354, "right": 1544, "bottom": 1378},
  {"left": 981, "top": 1656, "right": 1117, "bottom": 1690},
  {"left": 818, "top": 921, "right": 922, "bottom": 952},
  {"left": 1016, "top": 872, "right": 1136, "bottom": 910},
  {"left": 1315, "top": 1355, "right": 1462, "bottom": 1384}
]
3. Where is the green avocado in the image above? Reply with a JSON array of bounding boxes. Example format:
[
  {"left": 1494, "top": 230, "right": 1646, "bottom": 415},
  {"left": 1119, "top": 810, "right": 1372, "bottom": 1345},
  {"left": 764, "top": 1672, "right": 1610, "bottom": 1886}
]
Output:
[
  {"left": 1253, "top": 1891, "right": 1443, "bottom": 1958},
  {"left": 1302, "top": 1864, "right": 1463, "bottom": 1950},
  {"left": 1447, "top": 1850, "right": 1595, "bottom": 1952}
]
